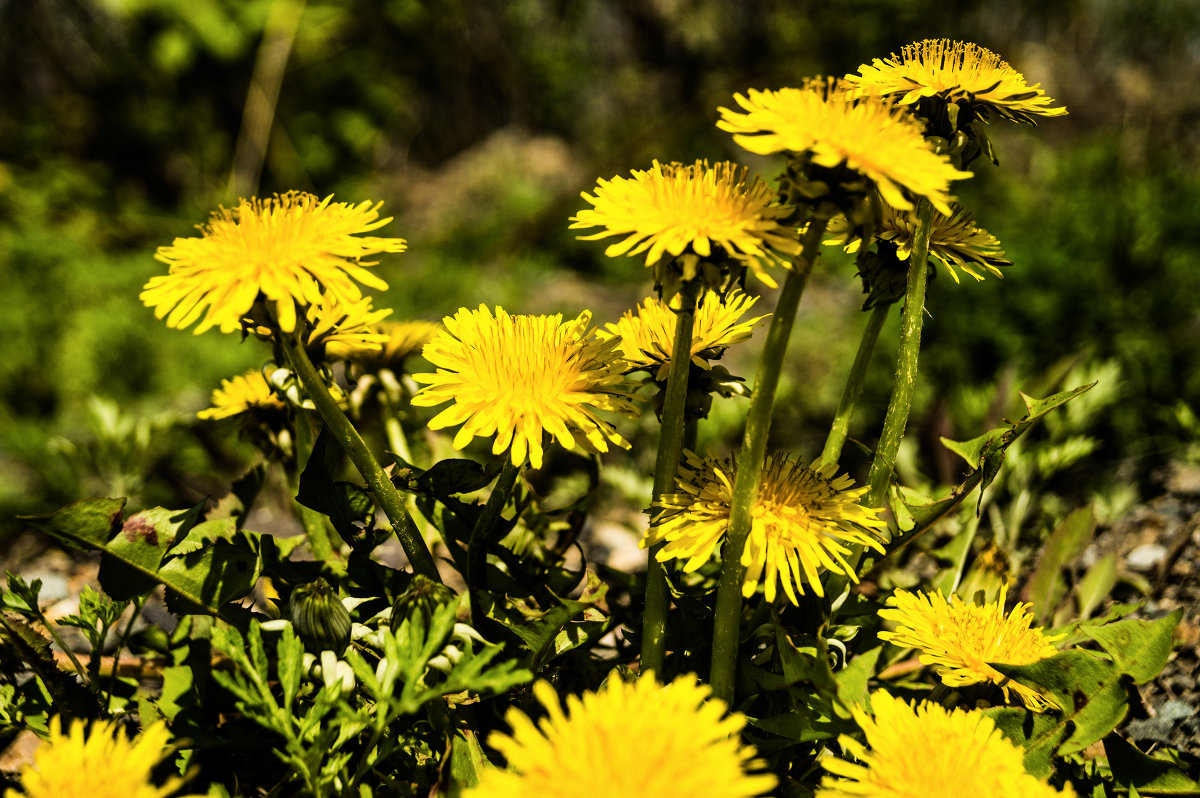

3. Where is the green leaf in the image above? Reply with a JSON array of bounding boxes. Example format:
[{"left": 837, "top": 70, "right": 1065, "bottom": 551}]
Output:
[
  {"left": 1026, "top": 506, "right": 1097, "bottom": 623},
  {"left": 20, "top": 497, "right": 127, "bottom": 550},
  {"left": 482, "top": 571, "right": 609, "bottom": 669},
  {"left": 1082, "top": 611, "right": 1181, "bottom": 684},
  {"left": 445, "top": 730, "right": 488, "bottom": 797},
  {"left": 1105, "top": 733, "right": 1200, "bottom": 796},
  {"left": 985, "top": 707, "right": 1066, "bottom": 779},
  {"left": 100, "top": 504, "right": 203, "bottom": 600},
  {"left": 994, "top": 650, "right": 1129, "bottom": 755},
  {"left": 298, "top": 426, "right": 377, "bottom": 547},
  {"left": 1072, "top": 552, "right": 1118, "bottom": 622},
  {"left": 22, "top": 499, "right": 262, "bottom": 625},
  {"left": 835, "top": 646, "right": 882, "bottom": 715}
]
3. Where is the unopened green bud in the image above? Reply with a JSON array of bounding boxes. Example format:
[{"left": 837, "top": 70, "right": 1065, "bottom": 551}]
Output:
[
  {"left": 391, "top": 575, "right": 456, "bottom": 632},
  {"left": 290, "top": 578, "right": 352, "bottom": 653}
]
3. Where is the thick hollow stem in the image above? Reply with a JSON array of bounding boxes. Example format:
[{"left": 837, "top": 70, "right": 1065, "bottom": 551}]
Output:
[
  {"left": 866, "top": 198, "right": 936, "bottom": 508},
  {"left": 467, "top": 456, "right": 522, "bottom": 594},
  {"left": 641, "top": 278, "right": 702, "bottom": 677},
  {"left": 820, "top": 302, "right": 891, "bottom": 467},
  {"left": 280, "top": 333, "right": 441, "bottom": 582},
  {"left": 709, "top": 219, "right": 828, "bottom": 702}
]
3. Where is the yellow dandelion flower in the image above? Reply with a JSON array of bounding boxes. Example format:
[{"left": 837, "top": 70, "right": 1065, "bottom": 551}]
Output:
[
  {"left": 197, "top": 369, "right": 284, "bottom": 420},
  {"left": 879, "top": 587, "right": 1064, "bottom": 710},
  {"left": 308, "top": 294, "right": 393, "bottom": 359},
  {"left": 142, "top": 192, "right": 405, "bottom": 335},
  {"left": 344, "top": 319, "right": 442, "bottom": 370},
  {"left": 466, "top": 675, "right": 776, "bottom": 798},
  {"left": 570, "top": 160, "right": 798, "bottom": 289},
  {"left": 599, "top": 290, "right": 768, "bottom": 380},
  {"left": 411, "top": 305, "right": 639, "bottom": 469},
  {"left": 4, "top": 717, "right": 199, "bottom": 798},
  {"left": 830, "top": 202, "right": 1011, "bottom": 282},
  {"left": 717, "top": 79, "right": 971, "bottom": 216},
  {"left": 646, "top": 452, "right": 888, "bottom": 604},
  {"left": 845, "top": 39, "right": 1068, "bottom": 126},
  {"left": 818, "top": 691, "right": 1073, "bottom": 798}
]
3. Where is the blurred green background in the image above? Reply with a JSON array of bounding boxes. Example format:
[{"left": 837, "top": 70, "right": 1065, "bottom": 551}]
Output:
[{"left": 2, "top": 0, "right": 1199, "bottom": 534}]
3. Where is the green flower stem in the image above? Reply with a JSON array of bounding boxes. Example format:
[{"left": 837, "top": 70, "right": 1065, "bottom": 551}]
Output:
[
  {"left": 467, "top": 456, "right": 522, "bottom": 592},
  {"left": 291, "top": 409, "right": 339, "bottom": 565},
  {"left": 641, "top": 277, "right": 702, "bottom": 677},
  {"left": 819, "top": 302, "right": 891, "bottom": 467},
  {"left": 866, "top": 198, "right": 936, "bottom": 508},
  {"left": 709, "top": 219, "right": 828, "bottom": 702},
  {"left": 280, "top": 333, "right": 441, "bottom": 582}
]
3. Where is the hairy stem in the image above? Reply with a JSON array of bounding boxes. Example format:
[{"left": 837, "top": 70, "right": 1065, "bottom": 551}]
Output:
[
  {"left": 280, "top": 334, "right": 441, "bottom": 582},
  {"left": 866, "top": 198, "right": 936, "bottom": 508},
  {"left": 641, "top": 278, "right": 702, "bottom": 677},
  {"left": 709, "top": 219, "right": 828, "bottom": 702},
  {"left": 820, "top": 302, "right": 890, "bottom": 466}
]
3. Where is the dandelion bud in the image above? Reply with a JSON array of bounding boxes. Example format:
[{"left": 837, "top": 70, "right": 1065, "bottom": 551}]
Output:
[{"left": 290, "top": 578, "right": 352, "bottom": 653}]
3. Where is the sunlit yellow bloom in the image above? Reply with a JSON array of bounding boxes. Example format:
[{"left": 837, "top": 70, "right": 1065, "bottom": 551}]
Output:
[
  {"left": 818, "top": 691, "right": 1073, "bottom": 798},
  {"left": 142, "top": 192, "right": 405, "bottom": 335},
  {"left": 829, "top": 202, "right": 1011, "bottom": 282},
  {"left": 717, "top": 79, "right": 971, "bottom": 215},
  {"left": 466, "top": 676, "right": 776, "bottom": 798},
  {"left": 646, "top": 452, "right": 887, "bottom": 604},
  {"left": 344, "top": 320, "right": 442, "bottom": 369},
  {"left": 308, "top": 294, "right": 392, "bottom": 359},
  {"left": 879, "top": 587, "right": 1064, "bottom": 710},
  {"left": 570, "top": 160, "right": 798, "bottom": 288},
  {"left": 197, "top": 370, "right": 284, "bottom": 420},
  {"left": 411, "top": 305, "right": 639, "bottom": 469},
  {"left": 599, "top": 290, "right": 767, "bottom": 380},
  {"left": 845, "top": 39, "right": 1067, "bottom": 126},
  {"left": 4, "top": 717, "right": 198, "bottom": 798}
]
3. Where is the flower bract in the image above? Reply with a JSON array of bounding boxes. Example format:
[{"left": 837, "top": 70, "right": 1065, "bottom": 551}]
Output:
[
  {"left": 600, "top": 290, "right": 767, "bottom": 380},
  {"left": 845, "top": 39, "right": 1068, "bottom": 126},
  {"left": 879, "top": 587, "right": 1064, "bottom": 710},
  {"left": 570, "top": 159, "right": 798, "bottom": 290},
  {"left": 197, "top": 369, "right": 285, "bottom": 420},
  {"left": 465, "top": 675, "right": 776, "bottom": 798},
  {"left": 142, "top": 192, "right": 405, "bottom": 335},
  {"left": 817, "top": 691, "right": 1074, "bottom": 798},
  {"left": 646, "top": 451, "right": 888, "bottom": 603},
  {"left": 4, "top": 717, "right": 196, "bottom": 798},
  {"left": 717, "top": 79, "right": 971, "bottom": 215},
  {"left": 411, "top": 305, "right": 639, "bottom": 469}
]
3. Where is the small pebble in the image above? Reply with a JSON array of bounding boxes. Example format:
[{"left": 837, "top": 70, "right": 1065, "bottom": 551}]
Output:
[{"left": 1126, "top": 542, "right": 1167, "bottom": 572}]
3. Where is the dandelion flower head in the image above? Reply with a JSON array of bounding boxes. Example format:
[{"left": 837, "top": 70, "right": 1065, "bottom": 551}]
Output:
[
  {"left": 344, "top": 319, "right": 442, "bottom": 370},
  {"left": 717, "top": 78, "right": 971, "bottom": 216},
  {"left": 817, "top": 690, "right": 1073, "bottom": 798},
  {"left": 307, "top": 294, "right": 393, "bottom": 359},
  {"left": 197, "top": 369, "right": 285, "bottom": 420},
  {"left": 830, "top": 201, "right": 1011, "bottom": 283},
  {"left": 411, "top": 305, "right": 639, "bottom": 469},
  {"left": 879, "top": 587, "right": 1064, "bottom": 710},
  {"left": 142, "top": 192, "right": 405, "bottom": 335},
  {"left": 466, "top": 675, "right": 776, "bottom": 798},
  {"left": 600, "top": 290, "right": 767, "bottom": 380},
  {"left": 4, "top": 717, "right": 198, "bottom": 798},
  {"left": 646, "top": 452, "right": 888, "bottom": 604},
  {"left": 570, "top": 160, "right": 798, "bottom": 289},
  {"left": 845, "top": 39, "right": 1068, "bottom": 126}
]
